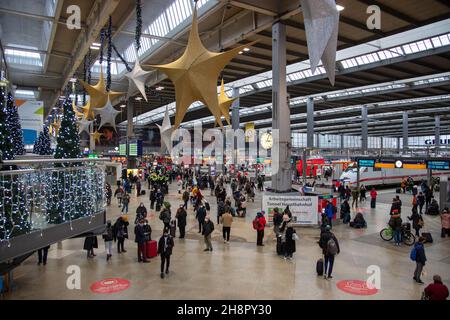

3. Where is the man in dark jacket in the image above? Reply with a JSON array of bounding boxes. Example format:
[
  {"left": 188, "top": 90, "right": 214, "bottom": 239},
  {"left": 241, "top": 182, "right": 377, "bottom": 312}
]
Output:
[
  {"left": 135, "top": 203, "right": 148, "bottom": 224},
  {"left": 149, "top": 187, "right": 156, "bottom": 209},
  {"left": 341, "top": 200, "right": 351, "bottom": 224},
  {"left": 113, "top": 216, "right": 129, "bottom": 253},
  {"left": 413, "top": 237, "right": 427, "bottom": 284},
  {"left": 217, "top": 200, "right": 225, "bottom": 225},
  {"left": 390, "top": 198, "right": 401, "bottom": 215},
  {"left": 202, "top": 216, "right": 215, "bottom": 251},
  {"left": 196, "top": 204, "right": 207, "bottom": 233},
  {"left": 158, "top": 228, "right": 174, "bottom": 279},
  {"left": 319, "top": 226, "right": 340, "bottom": 279},
  {"left": 176, "top": 205, "right": 187, "bottom": 238},
  {"left": 424, "top": 275, "right": 449, "bottom": 300},
  {"left": 389, "top": 211, "right": 403, "bottom": 245},
  {"left": 135, "top": 220, "right": 149, "bottom": 263},
  {"left": 417, "top": 192, "right": 425, "bottom": 214}
]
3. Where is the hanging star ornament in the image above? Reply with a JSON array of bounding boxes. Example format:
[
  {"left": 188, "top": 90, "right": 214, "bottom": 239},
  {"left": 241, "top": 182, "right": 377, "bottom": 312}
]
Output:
[
  {"left": 78, "top": 67, "right": 125, "bottom": 109},
  {"left": 91, "top": 131, "right": 103, "bottom": 144},
  {"left": 124, "top": 56, "right": 151, "bottom": 101},
  {"left": 156, "top": 106, "right": 172, "bottom": 153},
  {"left": 78, "top": 118, "right": 93, "bottom": 135},
  {"left": 81, "top": 99, "right": 96, "bottom": 120},
  {"left": 94, "top": 97, "right": 122, "bottom": 131},
  {"left": 217, "top": 79, "right": 235, "bottom": 125},
  {"left": 72, "top": 101, "right": 84, "bottom": 119},
  {"left": 300, "top": 0, "right": 339, "bottom": 85},
  {"left": 149, "top": 4, "right": 257, "bottom": 129}
]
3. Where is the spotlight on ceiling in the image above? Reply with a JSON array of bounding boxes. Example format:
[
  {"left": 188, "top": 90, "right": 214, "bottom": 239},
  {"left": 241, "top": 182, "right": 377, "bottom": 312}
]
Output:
[
  {"left": 90, "top": 46, "right": 100, "bottom": 50},
  {"left": 243, "top": 48, "right": 250, "bottom": 52},
  {"left": 135, "top": 97, "right": 143, "bottom": 101},
  {"left": 92, "top": 42, "right": 101, "bottom": 47},
  {"left": 238, "top": 51, "right": 243, "bottom": 54},
  {"left": 336, "top": 4, "right": 344, "bottom": 11},
  {"left": 155, "top": 86, "right": 164, "bottom": 91},
  {"left": 120, "top": 104, "right": 126, "bottom": 108},
  {"left": 69, "top": 78, "right": 77, "bottom": 83}
]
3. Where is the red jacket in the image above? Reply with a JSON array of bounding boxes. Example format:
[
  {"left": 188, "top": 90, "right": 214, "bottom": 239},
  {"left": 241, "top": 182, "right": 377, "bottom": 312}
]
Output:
[
  {"left": 370, "top": 189, "right": 377, "bottom": 199},
  {"left": 424, "top": 282, "right": 449, "bottom": 300},
  {"left": 257, "top": 216, "right": 266, "bottom": 231}
]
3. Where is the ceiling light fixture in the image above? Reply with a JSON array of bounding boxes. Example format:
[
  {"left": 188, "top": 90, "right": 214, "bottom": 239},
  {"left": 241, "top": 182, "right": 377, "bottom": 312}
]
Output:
[
  {"left": 336, "top": 4, "right": 344, "bottom": 11},
  {"left": 92, "top": 42, "right": 101, "bottom": 47},
  {"left": 120, "top": 104, "right": 126, "bottom": 108},
  {"left": 155, "top": 86, "right": 164, "bottom": 91},
  {"left": 238, "top": 51, "right": 243, "bottom": 54},
  {"left": 135, "top": 97, "right": 143, "bottom": 101},
  {"left": 69, "top": 78, "right": 77, "bottom": 83},
  {"left": 90, "top": 46, "right": 100, "bottom": 50},
  {"left": 243, "top": 48, "right": 250, "bottom": 52}
]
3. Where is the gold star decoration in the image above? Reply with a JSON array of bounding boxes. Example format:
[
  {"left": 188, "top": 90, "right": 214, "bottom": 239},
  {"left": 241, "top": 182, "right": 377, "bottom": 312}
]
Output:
[
  {"left": 90, "top": 130, "right": 103, "bottom": 144},
  {"left": 218, "top": 79, "right": 236, "bottom": 125},
  {"left": 80, "top": 99, "right": 96, "bottom": 120},
  {"left": 78, "top": 67, "right": 124, "bottom": 109},
  {"left": 72, "top": 101, "right": 84, "bottom": 119},
  {"left": 149, "top": 4, "right": 256, "bottom": 129}
]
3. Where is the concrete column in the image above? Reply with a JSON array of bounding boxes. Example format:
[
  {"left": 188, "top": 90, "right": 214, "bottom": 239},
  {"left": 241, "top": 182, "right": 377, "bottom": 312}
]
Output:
[
  {"left": 306, "top": 97, "right": 314, "bottom": 149},
  {"left": 340, "top": 134, "right": 344, "bottom": 150},
  {"left": 231, "top": 87, "right": 240, "bottom": 167},
  {"left": 402, "top": 111, "right": 408, "bottom": 153},
  {"left": 397, "top": 137, "right": 401, "bottom": 152},
  {"left": 361, "top": 105, "right": 368, "bottom": 153},
  {"left": 127, "top": 98, "right": 135, "bottom": 168},
  {"left": 380, "top": 136, "right": 384, "bottom": 150},
  {"left": 316, "top": 134, "right": 320, "bottom": 148},
  {"left": 271, "top": 21, "right": 291, "bottom": 192},
  {"left": 435, "top": 115, "right": 440, "bottom": 154}
]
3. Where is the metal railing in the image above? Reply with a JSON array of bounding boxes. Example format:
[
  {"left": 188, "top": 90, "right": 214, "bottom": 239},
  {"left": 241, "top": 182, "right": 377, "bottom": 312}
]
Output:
[{"left": 0, "top": 158, "right": 107, "bottom": 242}]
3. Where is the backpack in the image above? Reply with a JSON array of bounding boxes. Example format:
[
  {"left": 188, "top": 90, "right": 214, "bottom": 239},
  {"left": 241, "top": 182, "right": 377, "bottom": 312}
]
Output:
[
  {"left": 410, "top": 247, "right": 417, "bottom": 261},
  {"left": 252, "top": 217, "right": 261, "bottom": 230},
  {"left": 326, "top": 238, "right": 338, "bottom": 255}
]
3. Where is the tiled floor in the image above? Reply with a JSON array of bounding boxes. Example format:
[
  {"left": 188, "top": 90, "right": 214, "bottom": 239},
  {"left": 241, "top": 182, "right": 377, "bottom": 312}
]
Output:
[{"left": 3, "top": 181, "right": 450, "bottom": 300}]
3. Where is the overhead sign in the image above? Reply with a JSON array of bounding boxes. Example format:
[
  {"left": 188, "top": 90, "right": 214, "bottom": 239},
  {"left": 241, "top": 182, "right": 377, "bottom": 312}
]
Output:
[
  {"left": 358, "top": 159, "right": 375, "bottom": 167},
  {"left": 427, "top": 160, "right": 450, "bottom": 170},
  {"left": 262, "top": 194, "right": 319, "bottom": 226},
  {"left": 129, "top": 140, "right": 143, "bottom": 157},
  {"left": 119, "top": 143, "right": 127, "bottom": 156}
]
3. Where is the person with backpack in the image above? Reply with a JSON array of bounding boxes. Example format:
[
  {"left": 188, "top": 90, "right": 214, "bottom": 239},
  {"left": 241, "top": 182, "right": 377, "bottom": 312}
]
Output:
[
  {"left": 135, "top": 219, "right": 150, "bottom": 263},
  {"left": 424, "top": 275, "right": 449, "bottom": 300},
  {"left": 121, "top": 193, "right": 130, "bottom": 214},
  {"left": 182, "top": 189, "right": 190, "bottom": 209},
  {"left": 102, "top": 220, "right": 114, "bottom": 261},
  {"left": 279, "top": 216, "right": 296, "bottom": 260},
  {"left": 408, "top": 207, "right": 424, "bottom": 237},
  {"left": 272, "top": 208, "right": 283, "bottom": 238},
  {"left": 411, "top": 236, "right": 427, "bottom": 284},
  {"left": 114, "top": 186, "right": 124, "bottom": 207},
  {"left": 253, "top": 211, "right": 267, "bottom": 246},
  {"left": 196, "top": 203, "right": 207, "bottom": 233},
  {"left": 220, "top": 209, "right": 233, "bottom": 243},
  {"left": 325, "top": 200, "right": 335, "bottom": 228},
  {"left": 318, "top": 225, "right": 340, "bottom": 279},
  {"left": 340, "top": 199, "right": 351, "bottom": 224},
  {"left": 113, "top": 215, "right": 129, "bottom": 253},
  {"left": 158, "top": 227, "right": 174, "bottom": 279},
  {"left": 159, "top": 202, "right": 171, "bottom": 230},
  {"left": 176, "top": 204, "right": 187, "bottom": 239},
  {"left": 389, "top": 210, "right": 403, "bottom": 246},
  {"left": 202, "top": 216, "right": 215, "bottom": 252}
]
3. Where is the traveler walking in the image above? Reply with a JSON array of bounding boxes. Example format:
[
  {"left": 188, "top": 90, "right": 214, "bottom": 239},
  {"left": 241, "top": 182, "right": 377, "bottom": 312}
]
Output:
[
  {"left": 158, "top": 228, "right": 174, "bottom": 279},
  {"left": 411, "top": 236, "right": 427, "bottom": 284},
  {"left": 176, "top": 205, "right": 187, "bottom": 239},
  {"left": 220, "top": 210, "right": 233, "bottom": 243},
  {"left": 102, "top": 220, "right": 114, "bottom": 261},
  {"left": 318, "top": 225, "right": 340, "bottom": 279},
  {"left": 202, "top": 216, "right": 215, "bottom": 251}
]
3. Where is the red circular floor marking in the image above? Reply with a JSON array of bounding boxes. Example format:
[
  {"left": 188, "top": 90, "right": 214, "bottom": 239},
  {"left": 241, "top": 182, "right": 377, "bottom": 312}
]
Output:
[
  {"left": 336, "top": 280, "right": 378, "bottom": 296},
  {"left": 90, "top": 278, "right": 130, "bottom": 294}
]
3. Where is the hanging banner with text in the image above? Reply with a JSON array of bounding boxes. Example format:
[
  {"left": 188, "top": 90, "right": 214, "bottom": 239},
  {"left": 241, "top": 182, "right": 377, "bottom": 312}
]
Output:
[
  {"left": 16, "top": 99, "right": 44, "bottom": 145},
  {"left": 262, "top": 194, "right": 319, "bottom": 226}
]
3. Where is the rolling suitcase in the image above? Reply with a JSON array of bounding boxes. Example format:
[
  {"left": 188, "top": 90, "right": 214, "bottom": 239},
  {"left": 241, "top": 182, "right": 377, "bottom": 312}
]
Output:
[
  {"left": 316, "top": 257, "right": 324, "bottom": 276},
  {"left": 146, "top": 240, "right": 157, "bottom": 258},
  {"left": 422, "top": 232, "right": 433, "bottom": 243},
  {"left": 155, "top": 203, "right": 161, "bottom": 212}
]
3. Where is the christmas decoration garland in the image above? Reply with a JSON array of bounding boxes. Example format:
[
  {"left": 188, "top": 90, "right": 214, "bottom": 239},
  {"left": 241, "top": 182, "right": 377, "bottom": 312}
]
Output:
[
  {"left": 106, "top": 16, "right": 112, "bottom": 92},
  {"left": 135, "top": 0, "right": 142, "bottom": 52},
  {"left": 99, "top": 28, "right": 105, "bottom": 64},
  {"left": 111, "top": 43, "right": 132, "bottom": 72}
]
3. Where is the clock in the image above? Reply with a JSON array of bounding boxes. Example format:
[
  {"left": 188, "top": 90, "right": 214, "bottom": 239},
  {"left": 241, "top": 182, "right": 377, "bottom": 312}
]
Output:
[
  {"left": 395, "top": 160, "right": 403, "bottom": 168},
  {"left": 261, "top": 133, "right": 273, "bottom": 150}
]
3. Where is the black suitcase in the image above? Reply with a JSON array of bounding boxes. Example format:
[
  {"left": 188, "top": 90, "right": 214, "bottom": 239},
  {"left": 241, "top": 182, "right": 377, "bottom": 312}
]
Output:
[
  {"left": 316, "top": 258, "right": 324, "bottom": 276},
  {"left": 276, "top": 236, "right": 283, "bottom": 255},
  {"left": 155, "top": 203, "right": 161, "bottom": 212},
  {"left": 170, "top": 220, "right": 176, "bottom": 237},
  {"left": 422, "top": 232, "right": 433, "bottom": 243}
]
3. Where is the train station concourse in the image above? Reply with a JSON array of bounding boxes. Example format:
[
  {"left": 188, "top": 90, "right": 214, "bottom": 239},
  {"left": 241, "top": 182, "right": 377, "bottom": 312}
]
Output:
[{"left": 0, "top": 0, "right": 449, "bottom": 308}]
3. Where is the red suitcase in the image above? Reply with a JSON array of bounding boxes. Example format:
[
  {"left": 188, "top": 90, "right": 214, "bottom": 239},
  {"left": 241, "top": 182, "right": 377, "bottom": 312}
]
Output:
[{"left": 146, "top": 240, "right": 157, "bottom": 259}]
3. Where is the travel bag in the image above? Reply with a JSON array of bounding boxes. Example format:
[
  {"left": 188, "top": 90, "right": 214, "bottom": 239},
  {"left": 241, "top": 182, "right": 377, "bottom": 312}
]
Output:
[
  {"left": 146, "top": 240, "right": 157, "bottom": 258},
  {"left": 316, "top": 258, "right": 324, "bottom": 276},
  {"left": 421, "top": 232, "right": 433, "bottom": 243}
]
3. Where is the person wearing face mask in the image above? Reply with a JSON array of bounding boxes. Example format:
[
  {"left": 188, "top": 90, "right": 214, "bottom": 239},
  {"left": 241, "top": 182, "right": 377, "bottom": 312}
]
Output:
[
  {"left": 158, "top": 228, "right": 174, "bottom": 279},
  {"left": 202, "top": 216, "right": 215, "bottom": 252},
  {"left": 176, "top": 204, "right": 187, "bottom": 239},
  {"left": 102, "top": 220, "right": 114, "bottom": 261},
  {"left": 135, "top": 202, "right": 148, "bottom": 224},
  {"left": 135, "top": 219, "right": 150, "bottom": 263}
]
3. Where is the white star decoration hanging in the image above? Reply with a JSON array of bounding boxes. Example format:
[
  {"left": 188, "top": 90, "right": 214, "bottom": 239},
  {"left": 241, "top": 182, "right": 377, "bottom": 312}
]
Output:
[
  {"left": 95, "top": 97, "right": 122, "bottom": 131},
  {"left": 124, "top": 57, "right": 151, "bottom": 101},
  {"left": 300, "top": 0, "right": 339, "bottom": 85},
  {"left": 156, "top": 106, "right": 172, "bottom": 153},
  {"left": 78, "top": 118, "right": 93, "bottom": 135}
]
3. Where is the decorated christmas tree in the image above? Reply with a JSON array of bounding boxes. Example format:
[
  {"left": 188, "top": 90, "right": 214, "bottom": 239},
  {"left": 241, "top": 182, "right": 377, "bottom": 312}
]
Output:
[
  {"left": 55, "top": 98, "right": 81, "bottom": 160},
  {"left": 7, "top": 93, "right": 25, "bottom": 156},
  {"left": 33, "top": 126, "right": 52, "bottom": 155},
  {"left": 0, "top": 87, "right": 31, "bottom": 239}
]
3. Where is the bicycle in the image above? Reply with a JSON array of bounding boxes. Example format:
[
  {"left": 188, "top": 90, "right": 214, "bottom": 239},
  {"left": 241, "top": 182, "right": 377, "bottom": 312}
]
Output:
[{"left": 380, "top": 224, "right": 416, "bottom": 246}]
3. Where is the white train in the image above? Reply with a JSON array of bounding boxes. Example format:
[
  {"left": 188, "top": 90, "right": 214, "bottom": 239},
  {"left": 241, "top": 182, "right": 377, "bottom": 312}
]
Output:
[{"left": 339, "top": 165, "right": 446, "bottom": 187}]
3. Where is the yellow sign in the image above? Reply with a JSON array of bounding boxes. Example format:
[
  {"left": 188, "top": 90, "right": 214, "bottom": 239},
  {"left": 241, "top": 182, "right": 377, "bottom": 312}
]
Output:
[{"left": 245, "top": 122, "right": 255, "bottom": 142}]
